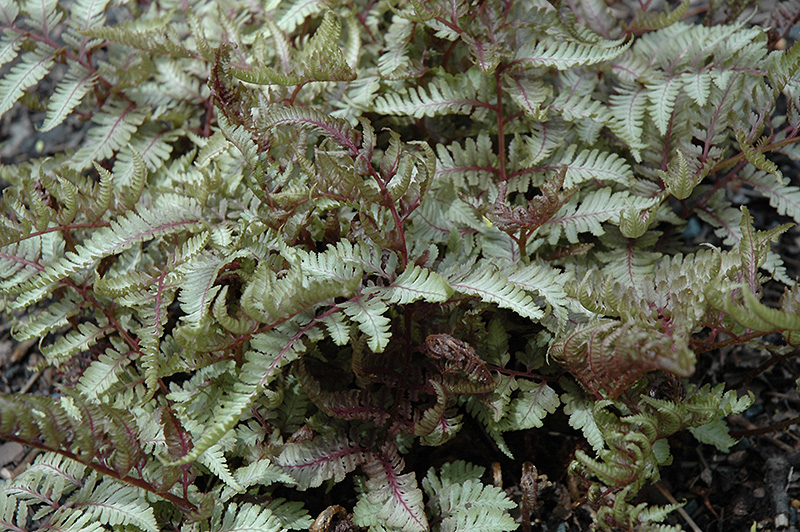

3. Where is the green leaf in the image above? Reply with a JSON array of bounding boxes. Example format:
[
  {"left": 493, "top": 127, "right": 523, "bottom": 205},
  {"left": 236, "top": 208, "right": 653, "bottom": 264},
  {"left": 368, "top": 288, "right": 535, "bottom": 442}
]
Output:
[
  {"left": 39, "top": 61, "right": 97, "bottom": 131},
  {"left": 18, "top": 196, "right": 202, "bottom": 292},
  {"left": 263, "top": 498, "right": 314, "bottom": 531},
  {"left": 0, "top": 33, "right": 21, "bottom": 72},
  {"left": 688, "top": 418, "right": 738, "bottom": 452},
  {"left": 40, "top": 322, "right": 110, "bottom": 365},
  {"left": 647, "top": 76, "right": 683, "bottom": 135},
  {"left": 75, "top": 480, "right": 158, "bottom": 532},
  {"left": 178, "top": 252, "right": 224, "bottom": 325},
  {"left": 735, "top": 129, "right": 783, "bottom": 183},
  {"left": 0, "top": 48, "right": 54, "bottom": 119},
  {"left": 681, "top": 70, "right": 711, "bottom": 106},
  {"left": 276, "top": 433, "right": 364, "bottom": 490},
  {"left": 69, "top": 0, "right": 111, "bottom": 33},
  {"left": 540, "top": 188, "right": 633, "bottom": 244},
  {"left": 496, "top": 380, "right": 559, "bottom": 431},
  {"left": 276, "top": 0, "right": 327, "bottom": 33},
  {"left": 354, "top": 445, "right": 428, "bottom": 532},
  {"left": 212, "top": 502, "right": 283, "bottom": 532},
  {"left": 373, "top": 72, "right": 478, "bottom": 118},
  {"left": 342, "top": 296, "right": 392, "bottom": 352},
  {"left": 449, "top": 267, "right": 544, "bottom": 320},
  {"left": 385, "top": 265, "right": 453, "bottom": 304},
  {"left": 609, "top": 85, "right": 648, "bottom": 159},
  {"left": 562, "top": 386, "right": 604, "bottom": 451},
  {"left": 515, "top": 36, "right": 631, "bottom": 70},
  {"left": 423, "top": 464, "right": 516, "bottom": 532},
  {"left": 83, "top": 20, "right": 192, "bottom": 57},
  {"left": 69, "top": 99, "right": 148, "bottom": 170},
  {"left": 560, "top": 147, "right": 634, "bottom": 188}
]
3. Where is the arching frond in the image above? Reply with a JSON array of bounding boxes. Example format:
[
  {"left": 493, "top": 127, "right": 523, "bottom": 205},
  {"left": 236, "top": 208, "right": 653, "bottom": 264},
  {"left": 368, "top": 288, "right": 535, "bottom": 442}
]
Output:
[
  {"left": 0, "top": 47, "right": 54, "bottom": 119},
  {"left": 373, "top": 72, "right": 478, "bottom": 118},
  {"left": 448, "top": 266, "right": 544, "bottom": 320},
  {"left": 515, "top": 35, "right": 631, "bottom": 70},
  {"left": 40, "top": 62, "right": 97, "bottom": 131},
  {"left": 353, "top": 444, "right": 428, "bottom": 532},
  {"left": 276, "top": 433, "right": 364, "bottom": 490}
]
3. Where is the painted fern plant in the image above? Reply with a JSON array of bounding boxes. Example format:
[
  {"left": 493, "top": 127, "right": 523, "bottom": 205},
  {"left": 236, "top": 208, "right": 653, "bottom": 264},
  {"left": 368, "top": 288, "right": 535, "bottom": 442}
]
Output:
[{"left": 1, "top": 0, "right": 800, "bottom": 531}]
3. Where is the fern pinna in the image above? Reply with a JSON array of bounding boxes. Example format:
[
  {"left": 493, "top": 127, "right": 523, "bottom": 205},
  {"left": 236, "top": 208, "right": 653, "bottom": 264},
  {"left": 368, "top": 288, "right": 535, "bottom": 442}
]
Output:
[{"left": 2, "top": 1, "right": 800, "bottom": 531}]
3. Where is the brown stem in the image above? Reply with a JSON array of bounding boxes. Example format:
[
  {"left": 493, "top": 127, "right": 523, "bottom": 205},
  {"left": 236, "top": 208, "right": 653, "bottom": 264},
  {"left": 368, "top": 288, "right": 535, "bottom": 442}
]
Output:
[
  {"left": 730, "top": 415, "right": 800, "bottom": 439},
  {"left": 495, "top": 68, "right": 507, "bottom": 182},
  {"left": 0, "top": 434, "right": 198, "bottom": 514}
]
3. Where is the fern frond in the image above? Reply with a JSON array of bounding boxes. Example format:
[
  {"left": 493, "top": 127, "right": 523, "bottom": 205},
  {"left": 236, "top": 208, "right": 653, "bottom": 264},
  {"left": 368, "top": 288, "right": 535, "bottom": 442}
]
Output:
[
  {"left": 496, "top": 380, "right": 559, "bottom": 431},
  {"left": 506, "top": 261, "right": 573, "bottom": 329},
  {"left": 299, "top": 10, "right": 356, "bottom": 82},
  {"left": 735, "top": 129, "right": 783, "bottom": 183},
  {"left": 660, "top": 149, "right": 697, "bottom": 200},
  {"left": 681, "top": 70, "right": 711, "bottom": 107},
  {"left": 449, "top": 266, "right": 544, "bottom": 320},
  {"left": 177, "top": 252, "right": 224, "bottom": 325},
  {"left": 263, "top": 106, "right": 359, "bottom": 151},
  {"left": 341, "top": 296, "right": 392, "bottom": 353},
  {"left": 560, "top": 147, "right": 634, "bottom": 188},
  {"left": 503, "top": 76, "right": 551, "bottom": 120},
  {"left": 562, "top": 384, "right": 605, "bottom": 451},
  {"left": 233, "top": 11, "right": 355, "bottom": 85},
  {"left": 0, "top": 2, "right": 20, "bottom": 28},
  {"left": 415, "top": 379, "right": 463, "bottom": 446},
  {"left": 169, "top": 325, "right": 309, "bottom": 466},
  {"left": 68, "top": 0, "right": 110, "bottom": 33},
  {"left": 433, "top": 482, "right": 516, "bottom": 532},
  {"left": 220, "top": 459, "right": 298, "bottom": 504},
  {"left": 40, "top": 62, "right": 96, "bottom": 132},
  {"left": 275, "top": 0, "right": 327, "bottom": 33},
  {"left": 630, "top": 0, "right": 690, "bottom": 32},
  {"left": 609, "top": 85, "right": 648, "bottom": 159},
  {"left": 276, "top": 433, "right": 364, "bottom": 490},
  {"left": 373, "top": 73, "right": 478, "bottom": 118},
  {"left": 462, "top": 394, "right": 513, "bottom": 458},
  {"left": 114, "top": 126, "right": 181, "bottom": 183},
  {"left": 11, "top": 292, "right": 81, "bottom": 341},
  {"left": 263, "top": 498, "right": 313, "bottom": 530},
  {"left": 515, "top": 36, "right": 631, "bottom": 70},
  {"left": 742, "top": 171, "right": 800, "bottom": 225},
  {"left": 647, "top": 76, "right": 683, "bottom": 136},
  {"left": 0, "top": 391, "right": 152, "bottom": 482},
  {"left": 379, "top": 15, "right": 413, "bottom": 77},
  {"left": 69, "top": 99, "right": 148, "bottom": 170},
  {"left": 423, "top": 462, "right": 515, "bottom": 532},
  {"left": 769, "top": 30, "right": 800, "bottom": 92},
  {"left": 211, "top": 502, "right": 283, "bottom": 532},
  {"left": 40, "top": 321, "right": 110, "bottom": 366},
  {"left": 540, "top": 188, "right": 632, "bottom": 244},
  {"left": 385, "top": 265, "right": 453, "bottom": 304},
  {"left": 199, "top": 444, "right": 242, "bottom": 492},
  {"left": 550, "top": 319, "right": 695, "bottom": 399},
  {"left": 0, "top": 32, "right": 21, "bottom": 73},
  {"left": 435, "top": 134, "right": 498, "bottom": 187},
  {"left": 737, "top": 206, "right": 791, "bottom": 290},
  {"left": 83, "top": 20, "right": 192, "bottom": 58},
  {"left": 77, "top": 344, "right": 132, "bottom": 399},
  {"left": 22, "top": 0, "right": 63, "bottom": 34},
  {"left": 0, "top": 47, "right": 54, "bottom": 119},
  {"left": 16, "top": 196, "right": 202, "bottom": 292},
  {"left": 298, "top": 361, "right": 390, "bottom": 424},
  {"left": 354, "top": 444, "right": 428, "bottom": 532},
  {"left": 71, "top": 478, "right": 159, "bottom": 532}
]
